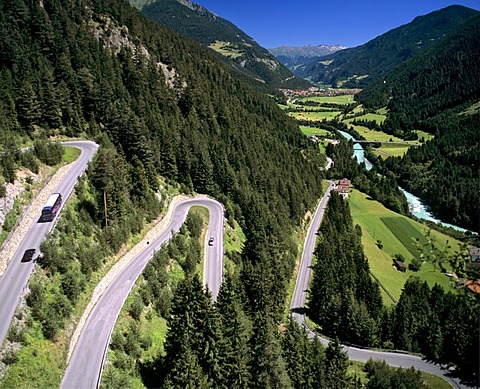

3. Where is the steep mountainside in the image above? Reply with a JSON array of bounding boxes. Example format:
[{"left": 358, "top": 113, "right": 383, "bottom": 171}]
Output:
[
  {"left": 0, "top": 0, "right": 326, "bottom": 334},
  {"left": 295, "top": 5, "right": 478, "bottom": 87},
  {"left": 357, "top": 15, "right": 480, "bottom": 232},
  {"left": 131, "top": 0, "right": 310, "bottom": 90},
  {"left": 268, "top": 44, "right": 346, "bottom": 72}
]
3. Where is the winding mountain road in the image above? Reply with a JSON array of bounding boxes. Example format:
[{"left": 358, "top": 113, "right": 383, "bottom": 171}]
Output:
[
  {"left": 61, "top": 197, "right": 224, "bottom": 389},
  {"left": 0, "top": 141, "right": 98, "bottom": 348},
  {"left": 0, "top": 141, "right": 467, "bottom": 388}
]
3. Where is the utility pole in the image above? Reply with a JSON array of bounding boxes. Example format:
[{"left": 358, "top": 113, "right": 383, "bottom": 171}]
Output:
[{"left": 104, "top": 190, "right": 108, "bottom": 227}]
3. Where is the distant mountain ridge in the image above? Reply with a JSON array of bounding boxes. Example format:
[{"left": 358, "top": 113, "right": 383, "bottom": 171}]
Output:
[
  {"left": 131, "top": 0, "right": 310, "bottom": 89},
  {"left": 293, "top": 5, "right": 479, "bottom": 87},
  {"left": 268, "top": 44, "right": 346, "bottom": 72}
]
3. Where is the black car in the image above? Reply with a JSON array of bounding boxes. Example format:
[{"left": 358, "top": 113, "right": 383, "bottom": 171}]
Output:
[
  {"left": 21, "top": 249, "right": 36, "bottom": 262},
  {"left": 208, "top": 237, "right": 214, "bottom": 246}
]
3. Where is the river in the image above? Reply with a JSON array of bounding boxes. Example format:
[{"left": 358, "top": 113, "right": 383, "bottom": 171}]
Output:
[{"left": 338, "top": 130, "right": 469, "bottom": 233}]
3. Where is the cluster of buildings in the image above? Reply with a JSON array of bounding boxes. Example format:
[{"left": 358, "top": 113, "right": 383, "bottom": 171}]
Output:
[
  {"left": 466, "top": 246, "right": 480, "bottom": 293},
  {"left": 279, "top": 87, "right": 361, "bottom": 98},
  {"left": 333, "top": 178, "right": 351, "bottom": 199}
]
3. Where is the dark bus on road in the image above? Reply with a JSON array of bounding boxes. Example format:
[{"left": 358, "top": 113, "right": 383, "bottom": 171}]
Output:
[{"left": 41, "top": 193, "right": 62, "bottom": 222}]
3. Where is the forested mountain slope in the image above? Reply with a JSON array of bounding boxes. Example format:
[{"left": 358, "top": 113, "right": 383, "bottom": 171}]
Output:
[
  {"left": 130, "top": 0, "right": 310, "bottom": 90},
  {"left": 0, "top": 0, "right": 329, "bottom": 385},
  {"left": 357, "top": 14, "right": 480, "bottom": 232},
  {"left": 0, "top": 0, "right": 325, "bottom": 292},
  {"left": 295, "top": 5, "right": 478, "bottom": 87}
]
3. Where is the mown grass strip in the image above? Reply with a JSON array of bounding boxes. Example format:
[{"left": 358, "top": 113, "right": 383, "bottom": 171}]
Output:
[{"left": 380, "top": 217, "right": 428, "bottom": 259}]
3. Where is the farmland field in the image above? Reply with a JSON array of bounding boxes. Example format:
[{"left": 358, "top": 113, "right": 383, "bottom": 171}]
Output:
[
  {"left": 349, "top": 190, "right": 458, "bottom": 305},
  {"left": 346, "top": 113, "right": 387, "bottom": 123},
  {"left": 295, "top": 94, "right": 355, "bottom": 105},
  {"left": 299, "top": 126, "right": 332, "bottom": 137},
  {"left": 372, "top": 145, "right": 410, "bottom": 158},
  {"left": 346, "top": 125, "right": 403, "bottom": 142},
  {"left": 380, "top": 217, "right": 429, "bottom": 259},
  {"left": 290, "top": 110, "right": 341, "bottom": 121}
]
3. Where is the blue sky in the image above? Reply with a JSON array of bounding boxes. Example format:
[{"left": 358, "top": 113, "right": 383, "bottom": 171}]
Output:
[{"left": 194, "top": 0, "right": 480, "bottom": 48}]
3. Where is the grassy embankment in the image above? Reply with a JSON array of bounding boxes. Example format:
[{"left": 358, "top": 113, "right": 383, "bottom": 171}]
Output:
[
  {"left": 347, "top": 360, "right": 451, "bottom": 389},
  {"left": 349, "top": 189, "right": 460, "bottom": 305},
  {"left": 0, "top": 146, "right": 81, "bottom": 246},
  {"left": 208, "top": 40, "right": 244, "bottom": 59},
  {"left": 0, "top": 178, "right": 181, "bottom": 387}
]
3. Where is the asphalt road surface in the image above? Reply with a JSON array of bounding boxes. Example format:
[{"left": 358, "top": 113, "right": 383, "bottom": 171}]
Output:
[
  {"left": 61, "top": 197, "right": 224, "bottom": 389},
  {"left": 0, "top": 141, "right": 98, "bottom": 348},
  {"left": 290, "top": 181, "right": 466, "bottom": 389}
]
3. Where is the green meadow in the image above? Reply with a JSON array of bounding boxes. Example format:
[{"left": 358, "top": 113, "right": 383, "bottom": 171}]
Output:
[
  {"left": 290, "top": 110, "right": 341, "bottom": 121},
  {"left": 372, "top": 144, "right": 410, "bottom": 158},
  {"left": 415, "top": 129, "right": 435, "bottom": 142},
  {"left": 349, "top": 190, "right": 459, "bottom": 305},
  {"left": 345, "top": 124, "right": 405, "bottom": 142},
  {"left": 299, "top": 126, "right": 332, "bottom": 137},
  {"left": 208, "top": 40, "right": 244, "bottom": 58},
  {"left": 296, "top": 94, "right": 355, "bottom": 105},
  {"left": 344, "top": 112, "right": 387, "bottom": 124}
]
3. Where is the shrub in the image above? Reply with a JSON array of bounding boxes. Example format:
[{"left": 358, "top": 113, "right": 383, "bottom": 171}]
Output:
[
  {"left": 34, "top": 139, "right": 64, "bottom": 166},
  {"left": 18, "top": 150, "right": 39, "bottom": 174}
]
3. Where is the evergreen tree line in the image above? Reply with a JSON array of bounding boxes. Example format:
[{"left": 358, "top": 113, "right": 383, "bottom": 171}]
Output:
[
  {"left": 0, "top": 139, "right": 62, "bottom": 187},
  {"left": 369, "top": 113, "right": 480, "bottom": 232},
  {"left": 141, "top": 273, "right": 366, "bottom": 389},
  {"left": 309, "top": 192, "right": 384, "bottom": 346},
  {"left": 308, "top": 192, "right": 480, "bottom": 384}
]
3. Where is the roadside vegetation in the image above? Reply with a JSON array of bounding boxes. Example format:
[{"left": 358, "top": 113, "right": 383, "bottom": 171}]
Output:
[
  {"left": 0, "top": 140, "right": 75, "bottom": 246},
  {"left": 0, "top": 141, "right": 165, "bottom": 387}
]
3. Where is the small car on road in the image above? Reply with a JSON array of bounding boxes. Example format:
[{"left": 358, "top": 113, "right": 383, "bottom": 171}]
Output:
[
  {"left": 21, "top": 249, "right": 36, "bottom": 262},
  {"left": 208, "top": 237, "right": 214, "bottom": 246}
]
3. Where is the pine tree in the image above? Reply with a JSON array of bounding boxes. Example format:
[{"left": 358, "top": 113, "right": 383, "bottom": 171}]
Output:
[
  {"left": 250, "top": 314, "right": 292, "bottom": 389},
  {"left": 282, "top": 317, "right": 308, "bottom": 388},
  {"left": 215, "top": 275, "right": 252, "bottom": 388},
  {"left": 324, "top": 338, "right": 350, "bottom": 389}
]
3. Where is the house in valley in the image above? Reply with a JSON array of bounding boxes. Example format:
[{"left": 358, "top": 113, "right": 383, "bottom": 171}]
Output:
[{"left": 333, "top": 178, "right": 351, "bottom": 198}]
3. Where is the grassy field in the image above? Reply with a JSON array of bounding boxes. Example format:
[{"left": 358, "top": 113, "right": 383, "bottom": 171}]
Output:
[
  {"left": 371, "top": 145, "right": 409, "bottom": 158},
  {"left": 415, "top": 129, "right": 435, "bottom": 142},
  {"left": 299, "top": 126, "right": 332, "bottom": 137},
  {"left": 296, "top": 94, "right": 355, "bottom": 105},
  {"left": 290, "top": 110, "right": 341, "bottom": 121},
  {"left": 347, "top": 360, "right": 451, "bottom": 388},
  {"left": 63, "top": 146, "right": 81, "bottom": 163},
  {"left": 343, "top": 124, "right": 404, "bottom": 142},
  {"left": 208, "top": 40, "right": 244, "bottom": 59},
  {"left": 348, "top": 125, "right": 405, "bottom": 142},
  {"left": 345, "top": 113, "right": 387, "bottom": 124},
  {"left": 348, "top": 190, "right": 459, "bottom": 305}
]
